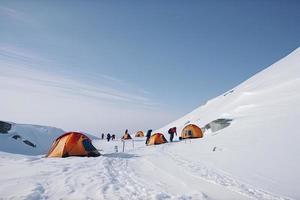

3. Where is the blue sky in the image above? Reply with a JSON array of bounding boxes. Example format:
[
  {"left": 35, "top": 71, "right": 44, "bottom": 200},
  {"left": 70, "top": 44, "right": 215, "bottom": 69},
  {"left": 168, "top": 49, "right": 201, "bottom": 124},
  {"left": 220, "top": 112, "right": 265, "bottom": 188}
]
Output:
[{"left": 0, "top": 0, "right": 300, "bottom": 135}]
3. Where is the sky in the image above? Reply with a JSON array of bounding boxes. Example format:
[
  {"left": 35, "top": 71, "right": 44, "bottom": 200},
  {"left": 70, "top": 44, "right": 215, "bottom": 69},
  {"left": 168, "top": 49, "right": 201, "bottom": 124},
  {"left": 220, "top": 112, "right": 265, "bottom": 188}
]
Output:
[{"left": 0, "top": 0, "right": 300, "bottom": 135}]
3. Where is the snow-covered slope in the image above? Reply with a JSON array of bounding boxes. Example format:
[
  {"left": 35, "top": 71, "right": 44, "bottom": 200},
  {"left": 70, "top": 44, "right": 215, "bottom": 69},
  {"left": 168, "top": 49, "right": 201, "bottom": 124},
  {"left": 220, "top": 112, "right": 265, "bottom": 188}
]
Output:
[
  {"left": 0, "top": 121, "right": 64, "bottom": 155},
  {"left": 156, "top": 47, "right": 300, "bottom": 198}
]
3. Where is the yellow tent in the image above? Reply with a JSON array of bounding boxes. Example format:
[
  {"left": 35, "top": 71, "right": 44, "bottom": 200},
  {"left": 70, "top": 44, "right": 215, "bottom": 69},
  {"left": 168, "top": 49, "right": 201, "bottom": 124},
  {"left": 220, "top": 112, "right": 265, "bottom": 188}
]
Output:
[
  {"left": 181, "top": 124, "right": 203, "bottom": 139},
  {"left": 46, "top": 132, "right": 100, "bottom": 157},
  {"left": 135, "top": 131, "right": 144, "bottom": 137},
  {"left": 147, "top": 133, "right": 167, "bottom": 145}
]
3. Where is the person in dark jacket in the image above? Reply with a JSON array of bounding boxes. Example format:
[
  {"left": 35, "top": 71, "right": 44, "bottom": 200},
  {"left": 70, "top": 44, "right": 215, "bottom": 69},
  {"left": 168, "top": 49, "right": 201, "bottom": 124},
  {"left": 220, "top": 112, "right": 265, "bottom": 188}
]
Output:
[
  {"left": 107, "top": 133, "right": 111, "bottom": 142},
  {"left": 111, "top": 134, "right": 116, "bottom": 140},
  {"left": 168, "top": 127, "right": 177, "bottom": 142},
  {"left": 101, "top": 133, "right": 105, "bottom": 140},
  {"left": 145, "top": 129, "right": 152, "bottom": 144}
]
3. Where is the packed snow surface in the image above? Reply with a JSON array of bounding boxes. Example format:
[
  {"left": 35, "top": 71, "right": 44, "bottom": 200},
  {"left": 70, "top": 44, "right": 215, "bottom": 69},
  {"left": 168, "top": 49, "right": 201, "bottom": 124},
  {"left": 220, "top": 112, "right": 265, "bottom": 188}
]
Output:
[{"left": 0, "top": 47, "right": 299, "bottom": 199}]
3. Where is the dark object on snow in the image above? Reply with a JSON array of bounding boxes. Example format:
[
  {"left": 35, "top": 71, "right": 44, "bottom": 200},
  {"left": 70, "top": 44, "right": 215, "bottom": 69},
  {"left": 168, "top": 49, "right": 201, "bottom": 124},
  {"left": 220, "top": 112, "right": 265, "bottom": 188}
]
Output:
[
  {"left": 101, "top": 133, "right": 105, "bottom": 140},
  {"left": 204, "top": 118, "right": 233, "bottom": 133},
  {"left": 23, "top": 140, "right": 36, "bottom": 148},
  {"left": 184, "top": 121, "right": 191, "bottom": 125},
  {"left": 213, "top": 147, "right": 217, "bottom": 151},
  {"left": 12, "top": 135, "right": 22, "bottom": 140},
  {"left": 223, "top": 90, "right": 234, "bottom": 96},
  {"left": 0, "top": 121, "right": 12, "bottom": 134}
]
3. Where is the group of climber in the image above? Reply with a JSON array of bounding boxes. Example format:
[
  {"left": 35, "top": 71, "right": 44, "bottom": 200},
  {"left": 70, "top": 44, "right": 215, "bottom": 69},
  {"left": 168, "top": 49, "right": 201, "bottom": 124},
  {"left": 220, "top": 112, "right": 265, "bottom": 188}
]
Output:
[
  {"left": 100, "top": 129, "right": 132, "bottom": 142},
  {"left": 101, "top": 133, "right": 116, "bottom": 142},
  {"left": 101, "top": 127, "right": 177, "bottom": 144}
]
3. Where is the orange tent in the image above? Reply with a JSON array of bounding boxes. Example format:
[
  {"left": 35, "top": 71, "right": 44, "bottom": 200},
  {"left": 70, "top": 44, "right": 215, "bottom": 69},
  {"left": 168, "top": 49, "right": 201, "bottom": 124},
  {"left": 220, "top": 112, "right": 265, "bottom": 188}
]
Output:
[
  {"left": 46, "top": 132, "right": 100, "bottom": 158},
  {"left": 122, "top": 133, "right": 132, "bottom": 140},
  {"left": 135, "top": 131, "right": 144, "bottom": 137},
  {"left": 147, "top": 133, "right": 167, "bottom": 145},
  {"left": 181, "top": 124, "right": 203, "bottom": 139}
]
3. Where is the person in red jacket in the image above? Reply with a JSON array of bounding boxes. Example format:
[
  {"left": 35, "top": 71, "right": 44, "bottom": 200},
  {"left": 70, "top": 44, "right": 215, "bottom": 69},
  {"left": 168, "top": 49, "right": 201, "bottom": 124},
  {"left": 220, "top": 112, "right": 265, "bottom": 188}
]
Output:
[{"left": 168, "top": 127, "right": 177, "bottom": 142}]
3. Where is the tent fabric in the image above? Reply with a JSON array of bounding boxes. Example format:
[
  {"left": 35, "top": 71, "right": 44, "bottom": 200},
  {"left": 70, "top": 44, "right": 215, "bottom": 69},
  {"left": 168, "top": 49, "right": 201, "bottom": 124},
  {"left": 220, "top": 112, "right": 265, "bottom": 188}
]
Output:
[
  {"left": 135, "top": 131, "right": 144, "bottom": 137},
  {"left": 147, "top": 133, "right": 167, "bottom": 145},
  {"left": 122, "top": 133, "right": 132, "bottom": 140},
  {"left": 181, "top": 124, "right": 203, "bottom": 139},
  {"left": 46, "top": 132, "right": 100, "bottom": 157}
]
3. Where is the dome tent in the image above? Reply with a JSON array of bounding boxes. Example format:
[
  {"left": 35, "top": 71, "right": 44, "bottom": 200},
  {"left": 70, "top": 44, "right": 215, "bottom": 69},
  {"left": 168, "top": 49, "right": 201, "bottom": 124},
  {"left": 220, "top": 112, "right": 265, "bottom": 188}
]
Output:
[
  {"left": 181, "top": 124, "right": 203, "bottom": 139},
  {"left": 46, "top": 132, "right": 100, "bottom": 158},
  {"left": 135, "top": 131, "right": 144, "bottom": 137},
  {"left": 147, "top": 133, "right": 167, "bottom": 145}
]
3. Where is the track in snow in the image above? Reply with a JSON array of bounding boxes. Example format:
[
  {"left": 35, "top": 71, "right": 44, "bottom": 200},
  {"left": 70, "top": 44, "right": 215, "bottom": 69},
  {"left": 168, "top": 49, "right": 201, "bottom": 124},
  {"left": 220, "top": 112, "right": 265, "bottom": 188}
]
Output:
[
  {"left": 0, "top": 139, "right": 294, "bottom": 200},
  {"left": 159, "top": 143, "right": 291, "bottom": 200}
]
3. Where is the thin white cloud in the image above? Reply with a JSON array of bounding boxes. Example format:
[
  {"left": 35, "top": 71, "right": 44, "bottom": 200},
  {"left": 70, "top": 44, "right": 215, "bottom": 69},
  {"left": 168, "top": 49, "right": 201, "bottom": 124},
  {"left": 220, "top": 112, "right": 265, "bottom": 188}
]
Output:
[
  {"left": 0, "top": 44, "right": 177, "bottom": 134},
  {"left": 138, "top": 88, "right": 151, "bottom": 95},
  {"left": 0, "top": 44, "right": 47, "bottom": 64},
  {"left": 99, "top": 74, "right": 124, "bottom": 84},
  {"left": 1, "top": 70, "right": 151, "bottom": 105},
  {"left": 0, "top": 45, "right": 153, "bottom": 106},
  {"left": 0, "top": 6, "right": 34, "bottom": 24}
]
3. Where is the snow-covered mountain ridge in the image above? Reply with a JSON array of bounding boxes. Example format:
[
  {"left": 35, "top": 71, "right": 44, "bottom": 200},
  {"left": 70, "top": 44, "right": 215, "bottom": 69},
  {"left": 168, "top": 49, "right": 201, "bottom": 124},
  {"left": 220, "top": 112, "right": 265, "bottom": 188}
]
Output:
[
  {"left": 156, "top": 47, "right": 300, "bottom": 198},
  {"left": 0, "top": 121, "right": 100, "bottom": 155},
  {"left": 0, "top": 121, "right": 64, "bottom": 155}
]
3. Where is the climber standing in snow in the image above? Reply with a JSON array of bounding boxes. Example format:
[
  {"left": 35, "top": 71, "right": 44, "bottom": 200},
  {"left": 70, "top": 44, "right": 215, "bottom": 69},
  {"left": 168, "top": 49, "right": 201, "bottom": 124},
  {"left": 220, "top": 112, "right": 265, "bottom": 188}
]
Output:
[
  {"left": 101, "top": 133, "right": 105, "bottom": 140},
  {"left": 107, "top": 133, "right": 111, "bottom": 142},
  {"left": 145, "top": 129, "right": 152, "bottom": 145},
  {"left": 168, "top": 127, "right": 177, "bottom": 142}
]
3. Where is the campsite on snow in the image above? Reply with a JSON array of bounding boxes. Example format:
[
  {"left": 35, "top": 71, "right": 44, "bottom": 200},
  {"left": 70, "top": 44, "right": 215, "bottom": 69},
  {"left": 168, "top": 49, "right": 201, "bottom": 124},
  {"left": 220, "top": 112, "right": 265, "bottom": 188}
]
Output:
[
  {"left": 1, "top": 1, "right": 300, "bottom": 200},
  {"left": 1, "top": 48, "right": 300, "bottom": 199}
]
